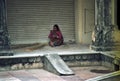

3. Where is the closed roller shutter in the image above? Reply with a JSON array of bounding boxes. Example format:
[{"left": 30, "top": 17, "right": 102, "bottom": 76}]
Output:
[{"left": 7, "top": 0, "right": 75, "bottom": 44}]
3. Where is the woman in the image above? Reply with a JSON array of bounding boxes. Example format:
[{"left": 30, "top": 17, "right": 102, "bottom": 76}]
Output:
[{"left": 48, "top": 24, "right": 64, "bottom": 47}]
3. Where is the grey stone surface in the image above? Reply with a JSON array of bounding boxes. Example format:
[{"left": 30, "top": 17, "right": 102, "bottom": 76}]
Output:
[
  {"left": 0, "top": 66, "right": 112, "bottom": 81},
  {"left": 43, "top": 54, "right": 74, "bottom": 75},
  {"left": 92, "top": 0, "right": 114, "bottom": 51},
  {"left": 0, "top": 0, "right": 11, "bottom": 51},
  {"left": 86, "top": 71, "right": 120, "bottom": 81}
]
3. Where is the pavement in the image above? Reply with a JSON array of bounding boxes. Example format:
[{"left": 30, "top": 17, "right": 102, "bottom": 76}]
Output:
[
  {"left": 0, "top": 66, "right": 113, "bottom": 81},
  {"left": 0, "top": 43, "right": 117, "bottom": 81}
]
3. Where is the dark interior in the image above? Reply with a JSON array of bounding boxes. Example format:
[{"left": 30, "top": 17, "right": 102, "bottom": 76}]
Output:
[{"left": 117, "top": 0, "right": 120, "bottom": 30}]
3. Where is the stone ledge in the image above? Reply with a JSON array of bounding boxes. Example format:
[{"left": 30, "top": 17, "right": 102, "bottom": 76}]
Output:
[
  {"left": 0, "top": 52, "right": 119, "bottom": 72},
  {"left": 0, "top": 50, "right": 13, "bottom": 56},
  {"left": 86, "top": 71, "right": 120, "bottom": 81},
  {"left": 91, "top": 45, "right": 113, "bottom": 51}
]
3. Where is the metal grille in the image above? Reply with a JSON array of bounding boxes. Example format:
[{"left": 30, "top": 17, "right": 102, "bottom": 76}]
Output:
[{"left": 7, "top": 0, "right": 75, "bottom": 44}]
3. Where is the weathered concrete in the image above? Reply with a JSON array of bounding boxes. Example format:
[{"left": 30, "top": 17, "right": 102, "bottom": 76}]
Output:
[
  {"left": 43, "top": 54, "right": 74, "bottom": 75},
  {"left": 86, "top": 70, "right": 120, "bottom": 81},
  {"left": 0, "top": 66, "right": 113, "bottom": 81},
  {"left": 91, "top": 0, "right": 114, "bottom": 51}
]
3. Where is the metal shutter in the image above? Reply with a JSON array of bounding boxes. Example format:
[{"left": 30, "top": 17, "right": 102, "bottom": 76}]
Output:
[{"left": 7, "top": 0, "right": 75, "bottom": 44}]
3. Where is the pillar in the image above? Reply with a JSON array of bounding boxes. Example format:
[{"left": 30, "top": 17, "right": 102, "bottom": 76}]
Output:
[
  {"left": 91, "top": 0, "right": 114, "bottom": 51},
  {"left": 0, "top": 0, "right": 12, "bottom": 55}
]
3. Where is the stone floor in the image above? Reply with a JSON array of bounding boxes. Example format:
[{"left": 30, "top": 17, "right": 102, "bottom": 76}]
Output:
[
  {"left": 0, "top": 66, "right": 113, "bottom": 81},
  {"left": 0, "top": 43, "right": 119, "bottom": 81},
  {"left": 11, "top": 43, "right": 119, "bottom": 59},
  {"left": 11, "top": 43, "right": 97, "bottom": 57}
]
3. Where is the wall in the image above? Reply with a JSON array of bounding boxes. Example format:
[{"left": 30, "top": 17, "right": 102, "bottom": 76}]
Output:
[
  {"left": 75, "top": 0, "right": 95, "bottom": 44},
  {"left": 112, "top": 0, "right": 120, "bottom": 50}
]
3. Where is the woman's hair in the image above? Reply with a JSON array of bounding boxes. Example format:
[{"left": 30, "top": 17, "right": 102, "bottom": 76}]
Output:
[{"left": 53, "top": 24, "right": 60, "bottom": 31}]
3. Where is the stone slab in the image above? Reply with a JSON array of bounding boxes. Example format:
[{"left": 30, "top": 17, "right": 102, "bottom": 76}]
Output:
[
  {"left": 86, "top": 70, "right": 120, "bottom": 81},
  {"left": 8, "top": 70, "right": 41, "bottom": 81},
  {"left": 0, "top": 72, "right": 21, "bottom": 81},
  {"left": 28, "top": 69, "right": 66, "bottom": 81},
  {"left": 44, "top": 54, "right": 74, "bottom": 75}
]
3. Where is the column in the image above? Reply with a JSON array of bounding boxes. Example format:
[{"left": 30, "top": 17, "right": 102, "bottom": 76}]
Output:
[
  {"left": 0, "top": 0, "right": 12, "bottom": 55},
  {"left": 91, "top": 0, "right": 114, "bottom": 51}
]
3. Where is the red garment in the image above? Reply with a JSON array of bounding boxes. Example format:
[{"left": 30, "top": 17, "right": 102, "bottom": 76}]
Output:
[{"left": 48, "top": 26, "right": 63, "bottom": 46}]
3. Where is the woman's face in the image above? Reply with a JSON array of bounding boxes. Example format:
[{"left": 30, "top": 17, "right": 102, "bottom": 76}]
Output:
[{"left": 53, "top": 26, "right": 57, "bottom": 31}]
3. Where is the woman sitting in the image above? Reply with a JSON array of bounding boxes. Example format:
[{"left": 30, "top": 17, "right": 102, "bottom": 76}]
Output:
[{"left": 48, "top": 24, "right": 64, "bottom": 47}]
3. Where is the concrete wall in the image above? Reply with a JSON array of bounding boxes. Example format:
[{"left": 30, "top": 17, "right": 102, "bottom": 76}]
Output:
[
  {"left": 75, "top": 0, "right": 120, "bottom": 46},
  {"left": 75, "top": 0, "right": 95, "bottom": 44},
  {"left": 112, "top": 0, "right": 120, "bottom": 50}
]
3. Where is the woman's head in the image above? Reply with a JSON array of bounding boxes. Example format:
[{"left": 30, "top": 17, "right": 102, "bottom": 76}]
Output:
[{"left": 53, "top": 24, "right": 60, "bottom": 31}]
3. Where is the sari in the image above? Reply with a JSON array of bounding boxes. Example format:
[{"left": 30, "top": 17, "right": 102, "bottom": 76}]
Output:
[{"left": 48, "top": 25, "right": 64, "bottom": 47}]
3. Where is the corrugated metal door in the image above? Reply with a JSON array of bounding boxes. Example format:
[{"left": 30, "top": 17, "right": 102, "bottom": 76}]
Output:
[{"left": 7, "top": 0, "right": 75, "bottom": 44}]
